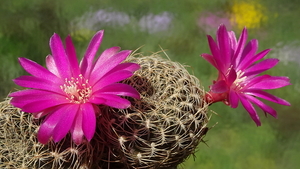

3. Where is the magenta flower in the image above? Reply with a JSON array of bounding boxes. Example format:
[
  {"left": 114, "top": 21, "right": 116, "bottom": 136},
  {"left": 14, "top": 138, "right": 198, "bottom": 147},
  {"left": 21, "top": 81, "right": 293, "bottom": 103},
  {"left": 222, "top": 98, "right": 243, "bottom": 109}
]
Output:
[
  {"left": 201, "top": 24, "right": 291, "bottom": 126},
  {"left": 9, "top": 30, "right": 140, "bottom": 144}
]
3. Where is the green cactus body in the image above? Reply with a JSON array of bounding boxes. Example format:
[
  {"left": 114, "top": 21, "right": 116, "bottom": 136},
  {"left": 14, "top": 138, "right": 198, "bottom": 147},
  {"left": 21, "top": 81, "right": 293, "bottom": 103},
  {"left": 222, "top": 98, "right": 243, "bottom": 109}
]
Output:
[{"left": 0, "top": 54, "right": 209, "bottom": 169}]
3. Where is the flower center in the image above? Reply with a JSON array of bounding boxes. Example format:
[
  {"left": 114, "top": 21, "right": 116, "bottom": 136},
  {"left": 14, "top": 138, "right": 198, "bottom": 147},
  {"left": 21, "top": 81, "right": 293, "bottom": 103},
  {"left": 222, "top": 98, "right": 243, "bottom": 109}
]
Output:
[
  {"left": 60, "top": 74, "right": 92, "bottom": 104},
  {"left": 232, "top": 69, "right": 247, "bottom": 91}
]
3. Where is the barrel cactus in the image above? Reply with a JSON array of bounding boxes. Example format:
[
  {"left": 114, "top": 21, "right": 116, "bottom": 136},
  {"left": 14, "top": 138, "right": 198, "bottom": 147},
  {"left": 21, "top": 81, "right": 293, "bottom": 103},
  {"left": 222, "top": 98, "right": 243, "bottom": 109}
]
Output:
[
  {"left": 95, "top": 55, "right": 209, "bottom": 168},
  {"left": 0, "top": 54, "right": 209, "bottom": 169}
]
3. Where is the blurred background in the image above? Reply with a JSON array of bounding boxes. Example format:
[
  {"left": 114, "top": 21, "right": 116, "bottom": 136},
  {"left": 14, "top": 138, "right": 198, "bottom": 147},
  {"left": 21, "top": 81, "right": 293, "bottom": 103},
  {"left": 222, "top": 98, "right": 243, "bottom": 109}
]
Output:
[{"left": 0, "top": 0, "right": 299, "bottom": 168}]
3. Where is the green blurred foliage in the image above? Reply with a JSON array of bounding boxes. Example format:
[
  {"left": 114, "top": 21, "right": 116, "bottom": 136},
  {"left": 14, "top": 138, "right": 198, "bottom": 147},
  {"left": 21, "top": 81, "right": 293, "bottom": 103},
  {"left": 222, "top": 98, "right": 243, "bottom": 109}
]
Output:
[{"left": 0, "top": 0, "right": 299, "bottom": 168}]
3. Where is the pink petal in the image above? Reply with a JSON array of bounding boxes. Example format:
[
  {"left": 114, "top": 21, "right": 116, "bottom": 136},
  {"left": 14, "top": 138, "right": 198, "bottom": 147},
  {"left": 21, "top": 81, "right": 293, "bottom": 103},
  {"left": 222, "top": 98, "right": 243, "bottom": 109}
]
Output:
[
  {"left": 244, "top": 89, "right": 291, "bottom": 106},
  {"left": 9, "top": 90, "right": 67, "bottom": 109},
  {"left": 18, "top": 57, "right": 60, "bottom": 81},
  {"left": 94, "top": 46, "right": 121, "bottom": 66},
  {"left": 207, "top": 35, "right": 224, "bottom": 72},
  {"left": 233, "top": 27, "right": 248, "bottom": 66},
  {"left": 227, "top": 68, "right": 237, "bottom": 86},
  {"left": 81, "top": 103, "right": 96, "bottom": 141},
  {"left": 109, "top": 62, "right": 140, "bottom": 73},
  {"left": 80, "top": 30, "right": 104, "bottom": 77},
  {"left": 50, "top": 33, "right": 72, "bottom": 79},
  {"left": 9, "top": 88, "right": 55, "bottom": 97},
  {"left": 251, "top": 49, "right": 271, "bottom": 63},
  {"left": 239, "top": 95, "right": 261, "bottom": 126},
  {"left": 38, "top": 105, "right": 70, "bottom": 144},
  {"left": 248, "top": 76, "right": 291, "bottom": 90},
  {"left": 245, "top": 58, "right": 279, "bottom": 76},
  {"left": 52, "top": 104, "right": 79, "bottom": 142},
  {"left": 244, "top": 75, "right": 271, "bottom": 88},
  {"left": 201, "top": 53, "right": 217, "bottom": 68},
  {"left": 245, "top": 95, "right": 277, "bottom": 118},
  {"left": 229, "top": 90, "right": 239, "bottom": 108},
  {"left": 238, "top": 39, "right": 258, "bottom": 70},
  {"left": 217, "top": 25, "right": 231, "bottom": 69},
  {"left": 70, "top": 107, "right": 84, "bottom": 145},
  {"left": 228, "top": 31, "right": 237, "bottom": 53},
  {"left": 93, "top": 70, "right": 133, "bottom": 89},
  {"left": 21, "top": 99, "right": 67, "bottom": 113},
  {"left": 89, "top": 97, "right": 106, "bottom": 105},
  {"left": 13, "top": 75, "right": 62, "bottom": 92},
  {"left": 33, "top": 111, "right": 50, "bottom": 119},
  {"left": 65, "top": 35, "right": 80, "bottom": 77},
  {"left": 98, "top": 94, "right": 131, "bottom": 109},
  {"left": 95, "top": 83, "right": 140, "bottom": 99},
  {"left": 46, "top": 55, "right": 60, "bottom": 77},
  {"left": 240, "top": 48, "right": 271, "bottom": 71},
  {"left": 210, "top": 80, "right": 228, "bottom": 93},
  {"left": 89, "top": 50, "right": 131, "bottom": 85}
]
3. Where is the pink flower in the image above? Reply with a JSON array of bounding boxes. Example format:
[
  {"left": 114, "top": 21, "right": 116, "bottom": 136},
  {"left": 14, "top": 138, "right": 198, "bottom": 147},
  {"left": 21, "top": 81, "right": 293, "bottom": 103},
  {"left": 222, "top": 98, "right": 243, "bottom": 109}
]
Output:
[
  {"left": 201, "top": 24, "right": 291, "bottom": 126},
  {"left": 9, "top": 30, "right": 140, "bottom": 144}
]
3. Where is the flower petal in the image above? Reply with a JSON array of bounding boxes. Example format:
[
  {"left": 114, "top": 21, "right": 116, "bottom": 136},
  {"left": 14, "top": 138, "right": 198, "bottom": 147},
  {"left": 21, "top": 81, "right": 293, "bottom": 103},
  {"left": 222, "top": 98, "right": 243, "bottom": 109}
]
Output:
[
  {"left": 89, "top": 50, "right": 132, "bottom": 85},
  {"left": 70, "top": 108, "right": 84, "bottom": 145},
  {"left": 239, "top": 95, "right": 261, "bottom": 126},
  {"left": 52, "top": 104, "right": 79, "bottom": 142},
  {"left": 252, "top": 49, "right": 271, "bottom": 63},
  {"left": 33, "top": 111, "right": 50, "bottom": 119},
  {"left": 18, "top": 57, "right": 60, "bottom": 81},
  {"left": 233, "top": 27, "right": 247, "bottom": 66},
  {"left": 210, "top": 80, "right": 228, "bottom": 93},
  {"left": 94, "top": 46, "right": 121, "bottom": 66},
  {"left": 46, "top": 55, "right": 60, "bottom": 77},
  {"left": 9, "top": 89, "right": 67, "bottom": 109},
  {"left": 80, "top": 30, "right": 104, "bottom": 77},
  {"left": 93, "top": 70, "right": 134, "bottom": 89},
  {"left": 248, "top": 76, "right": 291, "bottom": 90},
  {"left": 89, "top": 97, "right": 106, "bottom": 105},
  {"left": 245, "top": 95, "right": 277, "bottom": 118},
  {"left": 65, "top": 35, "right": 80, "bottom": 76},
  {"left": 228, "top": 31, "right": 237, "bottom": 54},
  {"left": 50, "top": 33, "right": 72, "bottom": 78},
  {"left": 21, "top": 99, "right": 67, "bottom": 113},
  {"left": 227, "top": 68, "right": 237, "bottom": 86},
  {"left": 244, "top": 75, "right": 271, "bottom": 88},
  {"left": 240, "top": 48, "right": 271, "bottom": 71},
  {"left": 9, "top": 89, "right": 55, "bottom": 97},
  {"left": 95, "top": 83, "right": 140, "bottom": 99},
  {"left": 109, "top": 62, "right": 140, "bottom": 73},
  {"left": 244, "top": 89, "right": 291, "bottom": 106},
  {"left": 201, "top": 53, "right": 217, "bottom": 68},
  {"left": 229, "top": 90, "right": 239, "bottom": 108},
  {"left": 38, "top": 105, "right": 70, "bottom": 144},
  {"left": 207, "top": 35, "right": 224, "bottom": 72},
  {"left": 81, "top": 103, "right": 96, "bottom": 141},
  {"left": 98, "top": 94, "right": 131, "bottom": 109},
  {"left": 238, "top": 39, "right": 258, "bottom": 70},
  {"left": 13, "top": 75, "right": 62, "bottom": 92},
  {"left": 217, "top": 24, "right": 231, "bottom": 69},
  {"left": 245, "top": 58, "right": 279, "bottom": 76}
]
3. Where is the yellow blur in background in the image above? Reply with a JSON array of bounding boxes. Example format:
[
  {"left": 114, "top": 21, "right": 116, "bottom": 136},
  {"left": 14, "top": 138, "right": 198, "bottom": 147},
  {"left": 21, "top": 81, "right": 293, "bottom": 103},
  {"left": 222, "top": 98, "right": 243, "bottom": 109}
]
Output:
[{"left": 230, "top": 0, "right": 268, "bottom": 29}]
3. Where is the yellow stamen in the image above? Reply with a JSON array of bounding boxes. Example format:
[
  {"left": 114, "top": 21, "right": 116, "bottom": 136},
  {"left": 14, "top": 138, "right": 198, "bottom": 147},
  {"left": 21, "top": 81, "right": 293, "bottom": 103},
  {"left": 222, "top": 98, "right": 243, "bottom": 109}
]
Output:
[{"left": 60, "top": 74, "right": 92, "bottom": 104}]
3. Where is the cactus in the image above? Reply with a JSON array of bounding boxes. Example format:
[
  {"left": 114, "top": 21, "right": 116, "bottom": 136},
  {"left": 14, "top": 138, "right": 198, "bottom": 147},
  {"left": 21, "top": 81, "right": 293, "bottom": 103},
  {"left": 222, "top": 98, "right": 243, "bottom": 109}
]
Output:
[
  {"left": 0, "top": 54, "right": 209, "bottom": 169},
  {"left": 0, "top": 97, "right": 94, "bottom": 169}
]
